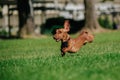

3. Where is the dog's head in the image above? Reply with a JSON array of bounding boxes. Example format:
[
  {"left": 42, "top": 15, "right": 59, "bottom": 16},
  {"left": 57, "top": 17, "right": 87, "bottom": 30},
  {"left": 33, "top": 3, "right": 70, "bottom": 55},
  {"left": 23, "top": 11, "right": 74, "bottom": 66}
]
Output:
[{"left": 53, "top": 20, "right": 70, "bottom": 42}]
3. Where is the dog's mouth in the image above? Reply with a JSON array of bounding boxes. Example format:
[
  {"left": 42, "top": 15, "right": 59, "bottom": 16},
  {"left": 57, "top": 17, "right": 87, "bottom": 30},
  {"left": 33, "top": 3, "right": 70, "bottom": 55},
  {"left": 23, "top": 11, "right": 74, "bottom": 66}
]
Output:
[
  {"left": 53, "top": 37, "right": 61, "bottom": 42},
  {"left": 55, "top": 38, "right": 61, "bottom": 42}
]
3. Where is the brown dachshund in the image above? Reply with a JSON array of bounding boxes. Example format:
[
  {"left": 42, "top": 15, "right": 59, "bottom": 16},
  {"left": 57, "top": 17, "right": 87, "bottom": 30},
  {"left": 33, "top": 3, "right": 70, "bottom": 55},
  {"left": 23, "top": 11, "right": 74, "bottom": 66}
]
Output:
[{"left": 53, "top": 20, "right": 94, "bottom": 56}]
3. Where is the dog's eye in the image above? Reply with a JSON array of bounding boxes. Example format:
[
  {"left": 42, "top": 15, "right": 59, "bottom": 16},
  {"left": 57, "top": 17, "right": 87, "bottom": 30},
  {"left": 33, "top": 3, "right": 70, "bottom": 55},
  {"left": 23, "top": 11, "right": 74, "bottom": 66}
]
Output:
[{"left": 85, "top": 31, "right": 88, "bottom": 34}]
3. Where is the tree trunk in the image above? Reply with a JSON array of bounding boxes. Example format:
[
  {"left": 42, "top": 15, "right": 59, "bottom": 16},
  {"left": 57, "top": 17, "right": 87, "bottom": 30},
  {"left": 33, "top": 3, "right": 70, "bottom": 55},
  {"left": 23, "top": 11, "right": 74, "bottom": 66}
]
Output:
[
  {"left": 17, "top": 0, "right": 35, "bottom": 38},
  {"left": 83, "top": 0, "right": 103, "bottom": 32}
]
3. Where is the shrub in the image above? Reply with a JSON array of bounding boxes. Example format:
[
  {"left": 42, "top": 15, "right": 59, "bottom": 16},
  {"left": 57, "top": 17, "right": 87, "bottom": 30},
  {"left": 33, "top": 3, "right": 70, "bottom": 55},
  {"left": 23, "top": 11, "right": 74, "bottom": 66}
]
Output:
[
  {"left": 98, "top": 15, "right": 113, "bottom": 29},
  {"left": 41, "top": 17, "right": 85, "bottom": 35}
]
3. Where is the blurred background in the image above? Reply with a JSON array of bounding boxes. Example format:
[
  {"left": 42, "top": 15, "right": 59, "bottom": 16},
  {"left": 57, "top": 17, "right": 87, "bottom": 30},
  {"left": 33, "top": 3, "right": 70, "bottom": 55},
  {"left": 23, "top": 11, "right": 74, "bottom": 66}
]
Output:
[
  {"left": 0, "top": 1, "right": 120, "bottom": 80},
  {"left": 0, "top": 0, "right": 120, "bottom": 38}
]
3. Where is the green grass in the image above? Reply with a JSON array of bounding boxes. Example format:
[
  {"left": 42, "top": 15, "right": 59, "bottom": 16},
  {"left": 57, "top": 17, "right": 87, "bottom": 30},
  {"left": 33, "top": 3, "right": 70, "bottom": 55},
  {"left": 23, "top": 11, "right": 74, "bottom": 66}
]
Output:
[{"left": 0, "top": 31, "right": 120, "bottom": 80}]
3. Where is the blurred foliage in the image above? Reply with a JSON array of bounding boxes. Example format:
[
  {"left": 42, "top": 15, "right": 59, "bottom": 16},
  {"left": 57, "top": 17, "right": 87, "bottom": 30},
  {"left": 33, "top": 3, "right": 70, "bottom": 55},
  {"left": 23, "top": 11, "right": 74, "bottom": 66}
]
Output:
[
  {"left": 0, "top": 29, "right": 9, "bottom": 37},
  {"left": 43, "top": 25, "right": 63, "bottom": 35},
  {"left": 41, "top": 17, "right": 65, "bottom": 35},
  {"left": 98, "top": 15, "right": 113, "bottom": 29},
  {"left": 41, "top": 17, "right": 85, "bottom": 35}
]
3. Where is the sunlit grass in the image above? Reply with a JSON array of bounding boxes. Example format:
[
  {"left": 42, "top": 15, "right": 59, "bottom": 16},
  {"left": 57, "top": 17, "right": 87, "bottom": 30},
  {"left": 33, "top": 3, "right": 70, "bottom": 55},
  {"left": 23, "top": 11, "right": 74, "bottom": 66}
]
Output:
[{"left": 0, "top": 31, "right": 120, "bottom": 80}]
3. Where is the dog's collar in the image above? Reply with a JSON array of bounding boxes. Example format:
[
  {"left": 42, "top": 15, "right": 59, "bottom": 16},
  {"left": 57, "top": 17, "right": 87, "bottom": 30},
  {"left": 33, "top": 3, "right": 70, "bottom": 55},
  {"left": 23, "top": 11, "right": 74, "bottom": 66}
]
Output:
[{"left": 62, "top": 37, "right": 71, "bottom": 42}]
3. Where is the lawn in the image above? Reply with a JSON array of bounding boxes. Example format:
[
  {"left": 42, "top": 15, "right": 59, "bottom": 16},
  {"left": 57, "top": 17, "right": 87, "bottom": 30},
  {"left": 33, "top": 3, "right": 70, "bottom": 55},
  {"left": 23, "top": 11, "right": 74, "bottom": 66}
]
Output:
[{"left": 0, "top": 31, "right": 120, "bottom": 80}]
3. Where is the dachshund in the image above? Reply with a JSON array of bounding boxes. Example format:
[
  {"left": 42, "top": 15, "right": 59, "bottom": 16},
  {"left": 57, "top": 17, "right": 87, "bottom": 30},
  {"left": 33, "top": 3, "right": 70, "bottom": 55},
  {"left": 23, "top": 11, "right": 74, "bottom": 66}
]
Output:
[{"left": 53, "top": 20, "right": 94, "bottom": 56}]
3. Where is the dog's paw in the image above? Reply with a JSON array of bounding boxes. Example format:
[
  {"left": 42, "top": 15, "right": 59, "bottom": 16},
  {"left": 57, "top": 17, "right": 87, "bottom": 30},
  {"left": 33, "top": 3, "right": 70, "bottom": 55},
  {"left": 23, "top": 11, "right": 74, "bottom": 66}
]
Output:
[
  {"left": 61, "top": 53, "right": 65, "bottom": 57},
  {"left": 62, "top": 48, "right": 67, "bottom": 52}
]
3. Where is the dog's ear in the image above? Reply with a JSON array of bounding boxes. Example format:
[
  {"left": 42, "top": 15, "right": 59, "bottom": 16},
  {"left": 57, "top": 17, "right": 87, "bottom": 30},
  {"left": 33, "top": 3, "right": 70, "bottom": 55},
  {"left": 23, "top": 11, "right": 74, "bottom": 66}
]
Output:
[
  {"left": 64, "top": 20, "right": 70, "bottom": 32},
  {"left": 81, "top": 30, "right": 88, "bottom": 35}
]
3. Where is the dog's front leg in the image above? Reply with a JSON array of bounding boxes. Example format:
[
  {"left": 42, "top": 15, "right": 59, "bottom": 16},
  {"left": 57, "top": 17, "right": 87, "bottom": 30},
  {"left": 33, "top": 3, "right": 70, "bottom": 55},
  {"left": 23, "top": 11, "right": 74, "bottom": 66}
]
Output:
[
  {"left": 62, "top": 45, "right": 71, "bottom": 53},
  {"left": 62, "top": 48, "right": 68, "bottom": 53},
  {"left": 61, "top": 51, "right": 65, "bottom": 57},
  {"left": 61, "top": 48, "right": 66, "bottom": 57}
]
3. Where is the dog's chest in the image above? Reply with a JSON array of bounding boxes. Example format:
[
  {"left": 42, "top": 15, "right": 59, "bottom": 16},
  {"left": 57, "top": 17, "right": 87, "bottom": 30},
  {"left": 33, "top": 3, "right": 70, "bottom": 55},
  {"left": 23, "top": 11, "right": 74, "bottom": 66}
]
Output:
[{"left": 61, "top": 42, "right": 68, "bottom": 48}]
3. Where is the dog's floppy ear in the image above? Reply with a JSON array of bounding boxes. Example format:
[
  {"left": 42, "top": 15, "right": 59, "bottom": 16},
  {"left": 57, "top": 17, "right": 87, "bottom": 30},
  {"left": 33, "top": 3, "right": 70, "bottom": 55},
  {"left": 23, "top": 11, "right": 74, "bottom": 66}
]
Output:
[
  {"left": 64, "top": 20, "right": 70, "bottom": 32},
  {"left": 80, "top": 30, "right": 88, "bottom": 35}
]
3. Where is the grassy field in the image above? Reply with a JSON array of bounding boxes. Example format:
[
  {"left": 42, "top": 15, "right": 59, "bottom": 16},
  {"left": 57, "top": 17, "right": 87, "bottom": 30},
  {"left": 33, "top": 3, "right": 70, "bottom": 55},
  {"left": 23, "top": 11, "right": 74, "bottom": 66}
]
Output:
[{"left": 0, "top": 31, "right": 120, "bottom": 80}]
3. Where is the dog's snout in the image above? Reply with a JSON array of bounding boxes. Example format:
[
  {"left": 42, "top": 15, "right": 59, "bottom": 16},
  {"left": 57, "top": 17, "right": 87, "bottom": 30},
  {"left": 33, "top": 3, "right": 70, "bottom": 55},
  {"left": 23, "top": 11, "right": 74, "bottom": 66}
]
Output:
[{"left": 53, "top": 35, "right": 58, "bottom": 40}]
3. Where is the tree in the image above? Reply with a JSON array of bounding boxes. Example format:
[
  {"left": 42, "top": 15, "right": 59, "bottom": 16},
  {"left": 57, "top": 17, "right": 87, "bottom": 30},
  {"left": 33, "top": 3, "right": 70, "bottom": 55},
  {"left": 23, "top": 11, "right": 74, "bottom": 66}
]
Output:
[
  {"left": 17, "top": 0, "right": 35, "bottom": 38},
  {"left": 83, "top": 0, "right": 103, "bottom": 32}
]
